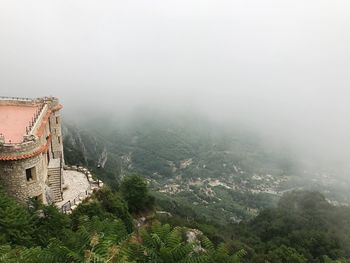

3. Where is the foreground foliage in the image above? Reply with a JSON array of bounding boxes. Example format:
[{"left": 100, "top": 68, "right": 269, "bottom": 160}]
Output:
[
  {"left": 229, "top": 191, "right": 350, "bottom": 262},
  {"left": 1, "top": 173, "right": 350, "bottom": 262},
  {"left": 0, "top": 176, "right": 244, "bottom": 263}
]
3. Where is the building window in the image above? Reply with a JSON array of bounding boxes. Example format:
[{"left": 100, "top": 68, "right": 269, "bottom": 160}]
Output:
[
  {"left": 58, "top": 136, "right": 61, "bottom": 144},
  {"left": 56, "top": 116, "right": 59, "bottom": 124},
  {"left": 25, "top": 167, "right": 36, "bottom": 182}
]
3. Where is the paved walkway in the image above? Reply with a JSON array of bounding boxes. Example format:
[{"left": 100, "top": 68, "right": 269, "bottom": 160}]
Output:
[{"left": 56, "top": 170, "right": 90, "bottom": 208}]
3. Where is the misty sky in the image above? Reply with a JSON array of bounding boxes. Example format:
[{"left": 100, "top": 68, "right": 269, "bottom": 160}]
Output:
[{"left": 1, "top": 1, "right": 350, "bottom": 163}]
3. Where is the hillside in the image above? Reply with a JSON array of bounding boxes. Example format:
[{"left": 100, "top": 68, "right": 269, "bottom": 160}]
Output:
[
  {"left": 0, "top": 175, "right": 248, "bottom": 262},
  {"left": 1, "top": 176, "right": 350, "bottom": 262},
  {"left": 62, "top": 111, "right": 350, "bottom": 225}
]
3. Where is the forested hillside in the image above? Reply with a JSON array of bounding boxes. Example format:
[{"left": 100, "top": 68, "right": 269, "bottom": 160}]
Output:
[
  {"left": 1, "top": 175, "right": 350, "bottom": 262},
  {"left": 0, "top": 175, "right": 247, "bottom": 263},
  {"left": 62, "top": 111, "right": 350, "bottom": 225}
]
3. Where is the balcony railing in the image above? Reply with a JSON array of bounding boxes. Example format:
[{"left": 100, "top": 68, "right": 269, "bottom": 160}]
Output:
[
  {"left": 25, "top": 103, "right": 46, "bottom": 137},
  {"left": 0, "top": 96, "right": 33, "bottom": 101},
  {"left": 61, "top": 190, "right": 90, "bottom": 213}
]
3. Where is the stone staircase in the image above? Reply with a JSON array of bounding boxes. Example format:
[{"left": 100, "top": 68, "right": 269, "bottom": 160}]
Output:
[{"left": 48, "top": 158, "right": 63, "bottom": 202}]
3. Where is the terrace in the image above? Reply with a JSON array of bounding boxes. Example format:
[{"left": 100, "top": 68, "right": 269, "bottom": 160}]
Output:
[
  {"left": 56, "top": 166, "right": 103, "bottom": 213},
  {"left": 0, "top": 104, "right": 41, "bottom": 144}
]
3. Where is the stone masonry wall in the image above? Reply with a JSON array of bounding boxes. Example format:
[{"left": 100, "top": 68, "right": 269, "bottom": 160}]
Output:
[
  {"left": 0, "top": 96, "right": 63, "bottom": 204},
  {"left": 50, "top": 111, "right": 64, "bottom": 161},
  {"left": 0, "top": 153, "right": 48, "bottom": 204}
]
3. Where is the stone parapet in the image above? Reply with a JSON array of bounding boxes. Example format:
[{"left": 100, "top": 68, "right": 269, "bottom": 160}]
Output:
[
  {"left": 63, "top": 165, "right": 103, "bottom": 188},
  {"left": 0, "top": 135, "right": 51, "bottom": 161}
]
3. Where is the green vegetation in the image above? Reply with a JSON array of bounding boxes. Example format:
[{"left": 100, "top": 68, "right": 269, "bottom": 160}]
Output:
[
  {"left": 59, "top": 113, "right": 350, "bottom": 262},
  {"left": 63, "top": 112, "right": 303, "bottom": 224},
  {"left": 0, "top": 175, "right": 350, "bottom": 263},
  {"left": 0, "top": 177, "right": 245, "bottom": 263},
  {"left": 120, "top": 174, "right": 155, "bottom": 213},
  {"left": 2, "top": 178, "right": 350, "bottom": 262},
  {"left": 155, "top": 191, "right": 350, "bottom": 262},
  {"left": 242, "top": 191, "right": 350, "bottom": 262}
]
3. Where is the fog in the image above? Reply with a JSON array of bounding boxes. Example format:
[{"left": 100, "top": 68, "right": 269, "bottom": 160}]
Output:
[{"left": 1, "top": 0, "right": 350, "bottom": 170}]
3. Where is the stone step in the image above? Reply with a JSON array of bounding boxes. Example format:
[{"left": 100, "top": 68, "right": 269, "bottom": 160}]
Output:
[
  {"left": 49, "top": 180, "right": 61, "bottom": 184},
  {"left": 49, "top": 179, "right": 61, "bottom": 183},
  {"left": 49, "top": 177, "right": 61, "bottom": 180}
]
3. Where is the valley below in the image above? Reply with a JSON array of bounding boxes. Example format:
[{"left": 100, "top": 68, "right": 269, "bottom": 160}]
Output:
[{"left": 62, "top": 111, "right": 350, "bottom": 225}]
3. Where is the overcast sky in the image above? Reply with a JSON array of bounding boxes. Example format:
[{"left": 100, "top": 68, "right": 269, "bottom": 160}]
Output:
[{"left": 1, "top": 0, "right": 350, "bottom": 165}]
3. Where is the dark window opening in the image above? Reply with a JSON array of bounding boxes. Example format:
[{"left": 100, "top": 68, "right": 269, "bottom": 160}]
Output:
[
  {"left": 58, "top": 136, "right": 61, "bottom": 144},
  {"left": 26, "top": 167, "right": 35, "bottom": 181},
  {"left": 26, "top": 168, "right": 32, "bottom": 181},
  {"left": 56, "top": 116, "right": 59, "bottom": 124}
]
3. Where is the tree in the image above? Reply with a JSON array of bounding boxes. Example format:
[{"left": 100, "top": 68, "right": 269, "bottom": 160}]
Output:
[
  {"left": 120, "top": 174, "right": 155, "bottom": 213},
  {"left": 32, "top": 204, "right": 71, "bottom": 246},
  {"left": 95, "top": 187, "right": 133, "bottom": 232},
  {"left": 0, "top": 189, "right": 34, "bottom": 246},
  {"left": 267, "top": 245, "right": 307, "bottom": 263}
]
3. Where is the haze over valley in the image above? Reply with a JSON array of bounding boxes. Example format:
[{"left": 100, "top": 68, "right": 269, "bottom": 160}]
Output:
[{"left": 1, "top": 0, "right": 350, "bottom": 262}]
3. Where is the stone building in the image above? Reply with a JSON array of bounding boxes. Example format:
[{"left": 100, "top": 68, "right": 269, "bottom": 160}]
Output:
[{"left": 0, "top": 96, "right": 64, "bottom": 204}]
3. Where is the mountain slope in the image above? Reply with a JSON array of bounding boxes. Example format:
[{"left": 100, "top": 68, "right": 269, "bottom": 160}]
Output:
[{"left": 62, "top": 111, "right": 302, "bottom": 223}]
